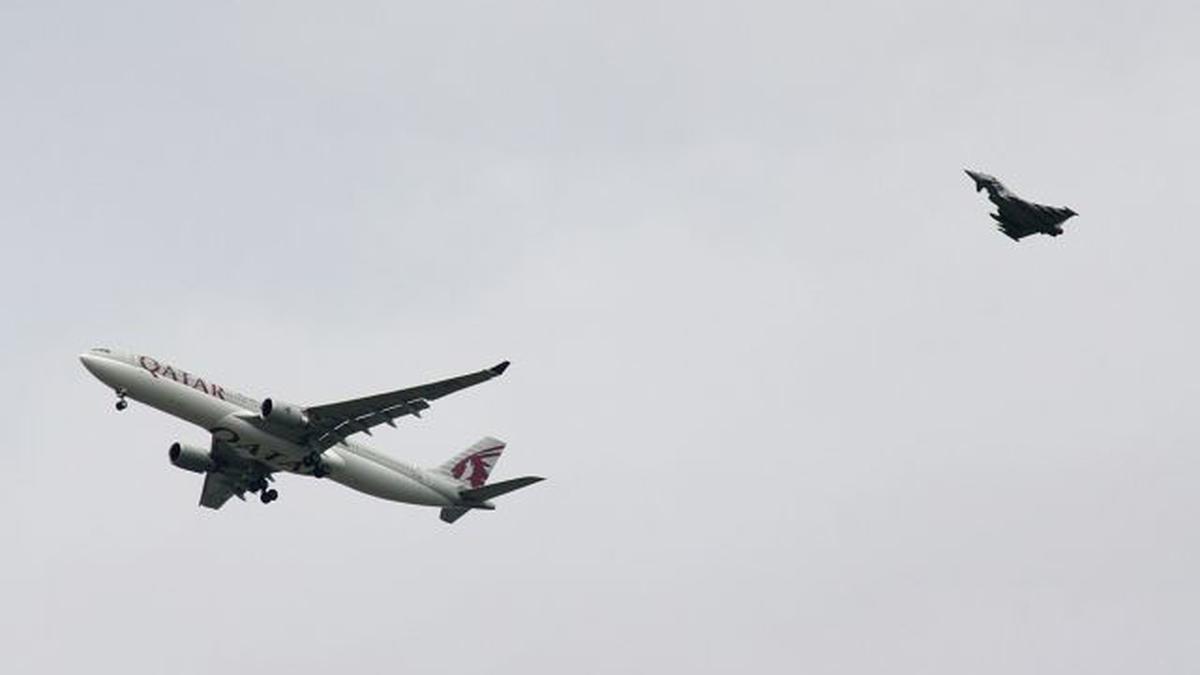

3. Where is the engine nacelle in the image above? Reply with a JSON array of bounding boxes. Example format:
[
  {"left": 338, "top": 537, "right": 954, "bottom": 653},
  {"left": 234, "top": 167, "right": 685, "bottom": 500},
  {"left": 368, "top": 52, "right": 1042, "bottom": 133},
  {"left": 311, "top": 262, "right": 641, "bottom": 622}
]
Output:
[
  {"left": 169, "top": 441, "right": 214, "bottom": 474},
  {"left": 260, "top": 398, "right": 309, "bottom": 428}
]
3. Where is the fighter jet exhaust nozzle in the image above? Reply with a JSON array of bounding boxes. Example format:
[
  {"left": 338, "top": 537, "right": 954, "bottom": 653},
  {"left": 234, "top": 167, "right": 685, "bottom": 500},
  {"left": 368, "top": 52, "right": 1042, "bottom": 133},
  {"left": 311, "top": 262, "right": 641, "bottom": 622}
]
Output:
[
  {"left": 169, "top": 442, "right": 215, "bottom": 474},
  {"left": 260, "top": 398, "right": 309, "bottom": 428}
]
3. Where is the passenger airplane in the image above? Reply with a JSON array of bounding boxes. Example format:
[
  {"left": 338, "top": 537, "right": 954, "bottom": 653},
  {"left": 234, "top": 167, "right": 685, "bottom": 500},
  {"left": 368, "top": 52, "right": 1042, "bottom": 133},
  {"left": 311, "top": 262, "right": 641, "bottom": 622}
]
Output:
[{"left": 79, "top": 347, "right": 542, "bottom": 523}]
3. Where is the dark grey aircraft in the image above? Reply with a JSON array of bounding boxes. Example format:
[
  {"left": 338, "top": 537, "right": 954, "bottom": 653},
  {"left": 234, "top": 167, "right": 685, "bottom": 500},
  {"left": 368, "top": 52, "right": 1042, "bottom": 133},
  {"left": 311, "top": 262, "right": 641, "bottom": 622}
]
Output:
[{"left": 966, "top": 169, "right": 1077, "bottom": 241}]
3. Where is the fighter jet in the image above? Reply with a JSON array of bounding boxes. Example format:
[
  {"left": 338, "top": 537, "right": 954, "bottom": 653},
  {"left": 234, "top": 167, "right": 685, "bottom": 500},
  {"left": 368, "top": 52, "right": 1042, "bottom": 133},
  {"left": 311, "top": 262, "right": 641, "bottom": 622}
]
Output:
[{"left": 966, "top": 169, "right": 1077, "bottom": 241}]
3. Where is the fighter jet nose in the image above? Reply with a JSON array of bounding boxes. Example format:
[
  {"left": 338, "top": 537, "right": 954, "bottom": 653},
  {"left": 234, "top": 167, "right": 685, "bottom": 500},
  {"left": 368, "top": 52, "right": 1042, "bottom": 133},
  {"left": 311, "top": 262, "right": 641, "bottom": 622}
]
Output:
[{"left": 964, "top": 169, "right": 986, "bottom": 191}]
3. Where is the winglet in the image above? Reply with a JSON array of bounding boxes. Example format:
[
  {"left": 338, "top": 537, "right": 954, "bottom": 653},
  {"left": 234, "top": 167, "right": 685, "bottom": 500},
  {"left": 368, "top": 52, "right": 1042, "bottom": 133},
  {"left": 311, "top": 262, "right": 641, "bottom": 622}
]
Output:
[{"left": 490, "top": 360, "right": 511, "bottom": 376}]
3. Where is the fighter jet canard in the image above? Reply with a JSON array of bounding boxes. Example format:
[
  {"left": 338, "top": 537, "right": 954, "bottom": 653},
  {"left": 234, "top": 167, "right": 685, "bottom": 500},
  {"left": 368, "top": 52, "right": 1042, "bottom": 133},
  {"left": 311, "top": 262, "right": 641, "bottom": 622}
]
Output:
[{"left": 965, "top": 169, "right": 1078, "bottom": 241}]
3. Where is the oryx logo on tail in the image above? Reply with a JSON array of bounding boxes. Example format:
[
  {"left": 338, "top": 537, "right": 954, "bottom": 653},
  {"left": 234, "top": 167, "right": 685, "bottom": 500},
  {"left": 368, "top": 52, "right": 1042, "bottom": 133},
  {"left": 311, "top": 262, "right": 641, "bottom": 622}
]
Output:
[
  {"left": 452, "top": 447, "right": 502, "bottom": 487},
  {"left": 439, "top": 437, "right": 506, "bottom": 488}
]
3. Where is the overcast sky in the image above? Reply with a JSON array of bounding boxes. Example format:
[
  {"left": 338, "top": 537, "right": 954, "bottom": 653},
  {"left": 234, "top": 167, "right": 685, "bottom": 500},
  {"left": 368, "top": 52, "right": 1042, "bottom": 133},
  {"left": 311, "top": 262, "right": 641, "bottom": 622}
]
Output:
[{"left": 4, "top": 1, "right": 1200, "bottom": 673}]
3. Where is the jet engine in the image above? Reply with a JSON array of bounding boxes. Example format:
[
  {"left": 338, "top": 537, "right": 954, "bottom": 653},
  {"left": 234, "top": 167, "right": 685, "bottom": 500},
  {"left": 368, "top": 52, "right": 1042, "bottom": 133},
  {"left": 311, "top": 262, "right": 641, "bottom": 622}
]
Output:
[
  {"left": 169, "top": 441, "right": 214, "bottom": 473},
  {"left": 260, "top": 398, "right": 309, "bottom": 428}
]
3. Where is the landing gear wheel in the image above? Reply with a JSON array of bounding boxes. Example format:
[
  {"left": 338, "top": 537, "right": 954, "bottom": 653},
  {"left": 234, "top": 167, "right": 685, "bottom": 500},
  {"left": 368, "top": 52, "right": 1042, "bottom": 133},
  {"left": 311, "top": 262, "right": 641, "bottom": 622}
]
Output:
[
  {"left": 115, "top": 399, "right": 128, "bottom": 411},
  {"left": 312, "top": 464, "right": 328, "bottom": 478},
  {"left": 260, "top": 488, "right": 278, "bottom": 504}
]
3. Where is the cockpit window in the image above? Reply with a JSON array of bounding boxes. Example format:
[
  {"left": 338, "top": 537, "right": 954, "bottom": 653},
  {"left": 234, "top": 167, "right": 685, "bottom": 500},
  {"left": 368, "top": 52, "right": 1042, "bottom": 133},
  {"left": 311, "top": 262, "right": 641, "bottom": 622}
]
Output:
[{"left": 90, "top": 347, "right": 112, "bottom": 354}]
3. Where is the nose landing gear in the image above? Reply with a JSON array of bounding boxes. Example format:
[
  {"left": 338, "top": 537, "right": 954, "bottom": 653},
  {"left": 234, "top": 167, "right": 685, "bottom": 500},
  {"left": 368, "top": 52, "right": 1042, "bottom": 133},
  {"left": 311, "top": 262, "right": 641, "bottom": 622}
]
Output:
[{"left": 114, "top": 388, "right": 128, "bottom": 411}]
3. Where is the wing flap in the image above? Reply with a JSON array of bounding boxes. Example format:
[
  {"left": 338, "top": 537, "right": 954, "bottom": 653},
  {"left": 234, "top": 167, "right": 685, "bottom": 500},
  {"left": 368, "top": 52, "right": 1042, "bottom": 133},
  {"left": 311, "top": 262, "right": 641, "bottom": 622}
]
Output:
[{"left": 303, "top": 362, "right": 507, "bottom": 449}]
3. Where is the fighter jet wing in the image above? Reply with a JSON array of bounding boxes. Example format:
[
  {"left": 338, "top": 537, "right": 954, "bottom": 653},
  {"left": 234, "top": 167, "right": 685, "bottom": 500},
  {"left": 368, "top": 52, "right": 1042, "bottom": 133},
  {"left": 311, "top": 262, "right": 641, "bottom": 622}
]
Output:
[
  {"left": 302, "top": 361, "right": 510, "bottom": 450},
  {"left": 998, "top": 199, "right": 1076, "bottom": 240},
  {"left": 992, "top": 201, "right": 1042, "bottom": 241},
  {"left": 1027, "top": 202, "right": 1076, "bottom": 228}
]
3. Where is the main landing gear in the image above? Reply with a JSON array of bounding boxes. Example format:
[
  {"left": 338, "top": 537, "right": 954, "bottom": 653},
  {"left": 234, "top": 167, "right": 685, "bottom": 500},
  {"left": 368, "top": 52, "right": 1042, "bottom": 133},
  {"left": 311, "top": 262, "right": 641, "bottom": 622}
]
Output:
[
  {"left": 249, "top": 475, "right": 277, "bottom": 502},
  {"left": 303, "top": 452, "right": 329, "bottom": 478},
  {"left": 114, "top": 388, "right": 128, "bottom": 411},
  {"left": 252, "top": 478, "right": 278, "bottom": 505}
]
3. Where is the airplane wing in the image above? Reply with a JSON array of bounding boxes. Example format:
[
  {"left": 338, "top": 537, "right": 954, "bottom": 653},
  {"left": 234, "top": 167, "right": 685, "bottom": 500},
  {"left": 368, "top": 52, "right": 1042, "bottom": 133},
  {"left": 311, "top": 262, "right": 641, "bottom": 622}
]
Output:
[
  {"left": 198, "top": 437, "right": 272, "bottom": 509},
  {"left": 199, "top": 471, "right": 241, "bottom": 509},
  {"left": 302, "top": 361, "right": 510, "bottom": 450}
]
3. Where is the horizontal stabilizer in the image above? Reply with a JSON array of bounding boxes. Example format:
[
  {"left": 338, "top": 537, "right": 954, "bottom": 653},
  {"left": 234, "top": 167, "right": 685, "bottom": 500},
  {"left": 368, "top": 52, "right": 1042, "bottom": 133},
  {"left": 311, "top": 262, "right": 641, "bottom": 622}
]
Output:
[
  {"left": 459, "top": 476, "right": 545, "bottom": 503},
  {"left": 440, "top": 507, "right": 470, "bottom": 524}
]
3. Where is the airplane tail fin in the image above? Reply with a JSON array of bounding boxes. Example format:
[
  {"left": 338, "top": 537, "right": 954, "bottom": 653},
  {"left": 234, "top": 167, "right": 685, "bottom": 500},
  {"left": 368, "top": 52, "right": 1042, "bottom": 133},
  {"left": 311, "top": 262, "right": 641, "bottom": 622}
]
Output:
[
  {"left": 434, "top": 437, "right": 544, "bottom": 524},
  {"left": 435, "top": 436, "right": 506, "bottom": 488}
]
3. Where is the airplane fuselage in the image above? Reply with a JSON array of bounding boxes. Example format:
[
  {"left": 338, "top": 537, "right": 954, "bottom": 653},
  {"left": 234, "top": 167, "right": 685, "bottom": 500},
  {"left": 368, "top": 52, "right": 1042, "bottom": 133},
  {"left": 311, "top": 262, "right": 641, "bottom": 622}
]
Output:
[{"left": 79, "top": 348, "right": 465, "bottom": 507}]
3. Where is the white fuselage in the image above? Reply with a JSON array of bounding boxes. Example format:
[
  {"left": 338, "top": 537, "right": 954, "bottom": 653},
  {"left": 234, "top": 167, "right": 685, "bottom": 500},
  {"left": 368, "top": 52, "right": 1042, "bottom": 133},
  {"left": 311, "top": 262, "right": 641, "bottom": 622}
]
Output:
[{"left": 79, "top": 348, "right": 464, "bottom": 507}]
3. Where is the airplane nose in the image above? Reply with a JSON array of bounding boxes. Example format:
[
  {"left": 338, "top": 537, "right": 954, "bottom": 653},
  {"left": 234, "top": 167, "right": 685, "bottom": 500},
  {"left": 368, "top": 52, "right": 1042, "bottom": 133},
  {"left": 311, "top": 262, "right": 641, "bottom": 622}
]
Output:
[
  {"left": 79, "top": 352, "right": 105, "bottom": 378},
  {"left": 80, "top": 351, "right": 121, "bottom": 388}
]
